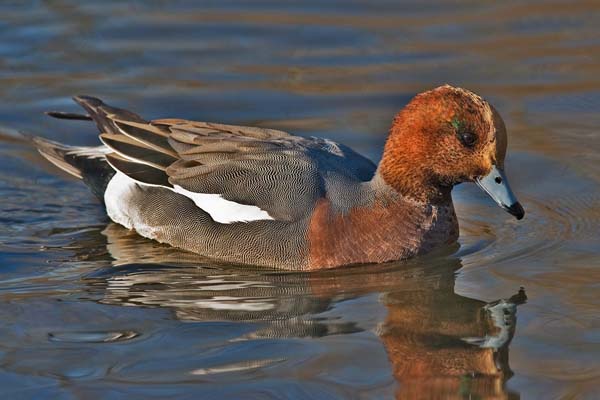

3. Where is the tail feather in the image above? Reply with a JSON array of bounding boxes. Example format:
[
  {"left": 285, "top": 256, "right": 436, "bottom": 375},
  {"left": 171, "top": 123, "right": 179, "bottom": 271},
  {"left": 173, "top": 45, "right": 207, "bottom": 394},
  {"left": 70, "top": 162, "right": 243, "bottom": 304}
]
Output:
[
  {"left": 33, "top": 136, "right": 85, "bottom": 179},
  {"left": 33, "top": 136, "right": 115, "bottom": 200},
  {"left": 72, "top": 95, "right": 146, "bottom": 135},
  {"left": 45, "top": 111, "right": 92, "bottom": 121},
  {"left": 33, "top": 95, "right": 164, "bottom": 200}
]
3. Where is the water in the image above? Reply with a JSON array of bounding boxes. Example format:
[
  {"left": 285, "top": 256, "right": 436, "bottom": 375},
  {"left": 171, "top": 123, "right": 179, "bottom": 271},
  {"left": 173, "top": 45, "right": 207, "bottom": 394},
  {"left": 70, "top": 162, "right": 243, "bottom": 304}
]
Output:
[{"left": 0, "top": 1, "right": 599, "bottom": 398}]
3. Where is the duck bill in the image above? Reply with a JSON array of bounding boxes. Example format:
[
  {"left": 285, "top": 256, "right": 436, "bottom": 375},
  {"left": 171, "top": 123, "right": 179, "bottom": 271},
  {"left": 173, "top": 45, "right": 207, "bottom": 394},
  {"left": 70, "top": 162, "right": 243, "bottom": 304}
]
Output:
[{"left": 475, "top": 165, "right": 524, "bottom": 220}]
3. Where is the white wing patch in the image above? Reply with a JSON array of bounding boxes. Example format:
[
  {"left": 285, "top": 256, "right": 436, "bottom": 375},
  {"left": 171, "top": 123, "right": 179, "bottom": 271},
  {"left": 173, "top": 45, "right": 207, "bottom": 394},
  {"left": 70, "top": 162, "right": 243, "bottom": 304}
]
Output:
[
  {"left": 105, "top": 172, "right": 274, "bottom": 230},
  {"left": 173, "top": 185, "right": 274, "bottom": 224}
]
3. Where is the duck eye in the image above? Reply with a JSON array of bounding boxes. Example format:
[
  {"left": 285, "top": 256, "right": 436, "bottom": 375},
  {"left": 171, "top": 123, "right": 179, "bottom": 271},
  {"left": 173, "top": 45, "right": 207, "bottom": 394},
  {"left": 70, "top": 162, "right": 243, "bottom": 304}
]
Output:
[{"left": 458, "top": 132, "right": 477, "bottom": 148}]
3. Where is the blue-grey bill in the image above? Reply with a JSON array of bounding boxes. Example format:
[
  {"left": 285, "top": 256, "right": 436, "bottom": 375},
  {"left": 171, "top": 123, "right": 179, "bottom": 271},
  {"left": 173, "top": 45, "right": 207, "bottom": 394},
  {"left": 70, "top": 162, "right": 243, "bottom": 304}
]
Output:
[{"left": 476, "top": 165, "right": 524, "bottom": 220}]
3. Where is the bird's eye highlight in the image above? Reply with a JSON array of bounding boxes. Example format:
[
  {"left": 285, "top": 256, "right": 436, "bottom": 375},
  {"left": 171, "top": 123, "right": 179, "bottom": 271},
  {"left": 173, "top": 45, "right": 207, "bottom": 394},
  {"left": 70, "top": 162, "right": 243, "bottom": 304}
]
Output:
[{"left": 458, "top": 132, "right": 477, "bottom": 148}]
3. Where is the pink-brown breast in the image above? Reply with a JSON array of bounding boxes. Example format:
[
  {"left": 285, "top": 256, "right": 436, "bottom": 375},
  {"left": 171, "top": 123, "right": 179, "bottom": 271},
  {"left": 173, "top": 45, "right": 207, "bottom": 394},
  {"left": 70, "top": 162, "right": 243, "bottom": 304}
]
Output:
[{"left": 306, "top": 196, "right": 458, "bottom": 270}]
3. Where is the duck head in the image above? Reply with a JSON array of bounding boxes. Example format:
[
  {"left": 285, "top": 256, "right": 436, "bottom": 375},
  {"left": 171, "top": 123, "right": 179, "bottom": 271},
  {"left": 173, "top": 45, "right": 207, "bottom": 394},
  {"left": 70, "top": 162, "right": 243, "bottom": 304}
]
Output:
[{"left": 379, "top": 84, "right": 524, "bottom": 220}]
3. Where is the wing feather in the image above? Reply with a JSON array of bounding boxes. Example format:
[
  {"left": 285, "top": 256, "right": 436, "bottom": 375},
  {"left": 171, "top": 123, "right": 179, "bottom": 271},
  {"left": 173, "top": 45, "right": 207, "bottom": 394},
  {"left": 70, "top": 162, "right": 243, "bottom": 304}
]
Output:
[
  {"left": 106, "top": 153, "right": 171, "bottom": 187},
  {"left": 100, "top": 133, "right": 177, "bottom": 170},
  {"left": 44, "top": 96, "right": 377, "bottom": 224},
  {"left": 112, "top": 119, "right": 176, "bottom": 156},
  {"left": 55, "top": 98, "right": 375, "bottom": 221}
]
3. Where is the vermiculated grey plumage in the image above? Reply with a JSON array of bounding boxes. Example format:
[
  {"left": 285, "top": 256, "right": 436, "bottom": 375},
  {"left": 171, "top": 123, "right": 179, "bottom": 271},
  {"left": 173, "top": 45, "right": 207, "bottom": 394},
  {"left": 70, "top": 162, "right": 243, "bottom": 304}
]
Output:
[
  {"left": 33, "top": 95, "right": 460, "bottom": 270},
  {"left": 32, "top": 96, "right": 383, "bottom": 269}
]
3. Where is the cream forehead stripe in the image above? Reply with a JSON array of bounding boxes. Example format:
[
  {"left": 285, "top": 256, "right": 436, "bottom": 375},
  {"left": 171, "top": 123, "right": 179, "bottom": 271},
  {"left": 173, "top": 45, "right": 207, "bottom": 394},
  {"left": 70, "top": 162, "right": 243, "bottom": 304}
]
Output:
[
  {"left": 450, "top": 86, "right": 495, "bottom": 142},
  {"left": 104, "top": 172, "right": 274, "bottom": 226}
]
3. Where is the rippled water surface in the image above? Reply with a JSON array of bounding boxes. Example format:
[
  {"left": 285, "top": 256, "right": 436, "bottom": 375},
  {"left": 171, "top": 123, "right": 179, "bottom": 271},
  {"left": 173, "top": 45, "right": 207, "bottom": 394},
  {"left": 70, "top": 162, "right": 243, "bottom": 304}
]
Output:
[{"left": 0, "top": 1, "right": 599, "bottom": 399}]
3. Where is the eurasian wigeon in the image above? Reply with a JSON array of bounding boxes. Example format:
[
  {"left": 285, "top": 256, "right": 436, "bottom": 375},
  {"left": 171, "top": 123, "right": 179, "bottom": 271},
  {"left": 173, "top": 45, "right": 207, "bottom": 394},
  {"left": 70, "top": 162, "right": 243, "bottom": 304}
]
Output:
[{"left": 34, "top": 85, "right": 524, "bottom": 270}]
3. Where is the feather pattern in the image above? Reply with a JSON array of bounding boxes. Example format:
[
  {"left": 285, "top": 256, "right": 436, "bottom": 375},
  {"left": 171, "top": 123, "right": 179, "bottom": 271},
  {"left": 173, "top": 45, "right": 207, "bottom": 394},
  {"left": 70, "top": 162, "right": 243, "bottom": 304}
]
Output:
[
  {"left": 89, "top": 110, "right": 376, "bottom": 222},
  {"left": 99, "top": 133, "right": 177, "bottom": 170},
  {"left": 31, "top": 86, "right": 504, "bottom": 270},
  {"left": 35, "top": 96, "right": 382, "bottom": 268},
  {"left": 112, "top": 119, "right": 175, "bottom": 156},
  {"left": 105, "top": 153, "right": 171, "bottom": 187}
]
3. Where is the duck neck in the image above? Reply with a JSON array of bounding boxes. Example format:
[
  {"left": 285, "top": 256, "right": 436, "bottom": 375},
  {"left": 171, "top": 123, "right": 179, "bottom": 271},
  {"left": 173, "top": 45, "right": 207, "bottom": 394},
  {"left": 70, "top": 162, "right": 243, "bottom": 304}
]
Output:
[
  {"left": 374, "top": 161, "right": 452, "bottom": 206},
  {"left": 374, "top": 115, "right": 453, "bottom": 206}
]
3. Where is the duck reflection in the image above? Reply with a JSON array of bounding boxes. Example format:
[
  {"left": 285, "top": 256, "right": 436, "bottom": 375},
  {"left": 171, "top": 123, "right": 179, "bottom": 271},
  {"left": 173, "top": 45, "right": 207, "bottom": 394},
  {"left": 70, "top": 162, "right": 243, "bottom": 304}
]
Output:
[
  {"left": 83, "top": 223, "right": 525, "bottom": 399},
  {"left": 380, "top": 281, "right": 524, "bottom": 399}
]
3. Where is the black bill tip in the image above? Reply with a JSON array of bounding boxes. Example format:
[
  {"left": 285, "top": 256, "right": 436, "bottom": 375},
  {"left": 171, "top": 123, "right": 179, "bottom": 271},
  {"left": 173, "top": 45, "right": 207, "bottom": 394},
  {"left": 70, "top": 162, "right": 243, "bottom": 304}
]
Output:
[{"left": 505, "top": 202, "right": 525, "bottom": 220}]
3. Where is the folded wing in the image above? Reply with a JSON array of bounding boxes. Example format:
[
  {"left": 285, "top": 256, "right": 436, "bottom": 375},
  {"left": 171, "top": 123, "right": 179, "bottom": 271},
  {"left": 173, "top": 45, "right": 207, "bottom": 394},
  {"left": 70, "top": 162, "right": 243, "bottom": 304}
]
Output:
[
  {"left": 64, "top": 97, "right": 376, "bottom": 223},
  {"left": 99, "top": 116, "right": 323, "bottom": 221}
]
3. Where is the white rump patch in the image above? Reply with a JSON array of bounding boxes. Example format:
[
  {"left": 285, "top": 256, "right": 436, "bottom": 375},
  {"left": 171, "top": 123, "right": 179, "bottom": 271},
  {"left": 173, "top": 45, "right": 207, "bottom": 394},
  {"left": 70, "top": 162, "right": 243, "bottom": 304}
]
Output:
[
  {"left": 105, "top": 172, "right": 137, "bottom": 230},
  {"left": 104, "top": 172, "right": 160, "bottom": 240},
  {"left": 173, "top": 185, "right": 274, "bottom": 224}
]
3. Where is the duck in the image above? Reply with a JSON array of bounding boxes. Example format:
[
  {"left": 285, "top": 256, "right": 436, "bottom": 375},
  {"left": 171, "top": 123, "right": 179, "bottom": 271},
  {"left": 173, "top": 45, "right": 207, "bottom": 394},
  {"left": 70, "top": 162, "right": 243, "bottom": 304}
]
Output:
[{"left": 33, "top": 84, "right": 524, "bottom": 270}]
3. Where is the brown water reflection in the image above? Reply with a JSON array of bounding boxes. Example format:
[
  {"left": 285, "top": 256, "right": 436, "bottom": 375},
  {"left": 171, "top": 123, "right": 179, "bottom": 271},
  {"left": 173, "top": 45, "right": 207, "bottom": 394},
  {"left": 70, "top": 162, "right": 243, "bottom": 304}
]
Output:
[
  {"left": 0, "top": 0, "right": 599, "bottom": 398},
  {"left": 77, "top": 224, "right": 524, "bottom": 399}
]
